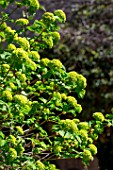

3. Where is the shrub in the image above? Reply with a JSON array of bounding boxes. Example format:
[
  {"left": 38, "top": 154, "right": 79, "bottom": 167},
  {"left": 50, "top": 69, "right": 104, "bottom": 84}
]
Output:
[{"left": 0, "top": 0, "right": 113, "bottom": 169}]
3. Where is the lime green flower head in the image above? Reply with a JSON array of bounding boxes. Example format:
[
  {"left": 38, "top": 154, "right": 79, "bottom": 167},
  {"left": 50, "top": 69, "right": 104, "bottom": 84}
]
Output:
[
  {"left": 7, "top": 43, "right": 16, "bottom": 51},
  {"left": 15, "top": 18, "right": 29, "bottom": 25},
  {"left": 16, "top": 71, "right": 27, "bottom": 82},
  {"left": 79, "top": 129, "right": 88, "bottom": 141},
  {"left": 8, "top": 148, "right": 17, "bottom": 160},
  {"left": 13, "top": 48, "right": 28, "bottom": 60},
  {"left": 78, "top": 74, "right": 87, "bottom": 88},
  {"left": 29, "top": 0, "right": 40, "bottom": 10},
  {"left": 61, "top": 93, "right": 67, "bottom": 100},
  {"left": 0, "top": 22, "right": 7, "bottom": 29},
  {"left": 82, "top": 149, "right": 93, "bottom": 161},
  {"left": 40, "top": 58, "right": 50, "bottom": 67},
  {"left": 61, "top": 119, "right": 78, "bottom": 133},
  {"left": 9, "top": 82, "right": 16, "bottom": 90},
  {"left": 93, "top": 112, "right": 105, "bottom": 122},
  {"left": 51, "top": 32, "right": 61, "bottom": 43},
  {"left": 78, "top": 122, "right": 89, "bottom": 130},
  {"left": 29, "top": 51, "right": 40, "bottom": 61},
  {"left": 2, "top": 90, "right": 12, "bottom": 101},
  {"left": 53, "top": 91, "right": 61, "bottom": 100},
  {"left": 42, "top": 35, "right": 53, "bottom": 48},
  {"left": 36, "top": 160, "right": 45, "bottom": 170},
  {"left": 68, "top": 71, "right": 78, "bottom": 82},
  {"left": 14, "top": 94, "right": 28, "bottom": 105},
  {"left": 15, "top": 37, "right": 30, "bottom": 50},
  {"left": 8, "top": 135, "right": 16, "bottom": 144},
  {"left": 16, "top": 126, "right": 24, "bottom": 135},
  {"left": 49, "top": 59, "right": 63, "bottom": 68},
  {"left": 48, "top": 164, "right": 57, "bottom": 170},
  {"left": 54, "top": 9, "right": 66, "bottom": 23},
  {"left": 67, "top": 96, "right": 77, "bottom": 107},
  {"left": 42, "top": 12, "right": 55, "bottom": 24},
  {"left": 88, "top": 144, "right": 97, "bottom": 155},
  {"left": 1, "top": 64, "right": 10, "bottom": 72}
]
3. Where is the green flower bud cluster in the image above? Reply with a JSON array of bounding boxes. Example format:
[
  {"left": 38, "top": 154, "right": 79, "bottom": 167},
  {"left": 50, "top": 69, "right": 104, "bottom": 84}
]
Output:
[
  {"left": 8, "top": 135, "right": 16, "bottom": 145},
  {"left": 16, "top": 126, "right": 24, "bottom": 135},
  {"left": 93, "top": 112, "right": 105, "bottom": 122},
  {"left": 29, "top": 51, "right": 40, "bottom": 61},
  {"left": 67, "top": 96, "right": 77, "bottom": 107},
  {"left": 61, "top": 93, "right": 67, "bottom": 100},
  {"left": 50, "top": 59, "right": 63, "bottom": 69},
  {"left": 2, "top": 90, "right": 12, "bottom": 101},
  {"left": 0, "top": 22, "right": 7, "bottom": 30},
  {"left": 61, "top": 119, "right": 78, "bottom": 133},
  {"left": 15, "top": 18, "right": 29, "bottom": 25},
  {"left": 4, "top": 26, "right": 17, "bottom": 39},
  {"left": 88, "top": 144, "right": 97, "bottom": 155},
  {"left": 16, "top": 71, "right": 27, "bottom": 82},
  {"left": 36, "top": 160, "right": 45, "bottom": 170},
  {"left": 14, "top": 94, "right": 28, "bottom": 105},
  {"left": 7, "top": 44, "right": 16, "bottom": 51},
  {"left": 9, "top": 82, "right": 17, "bottom": 90},
  {"left": 42, "top": 12, "right": 55, "bottom": 24},
  {"left": 79, "top": 129, "right": 88, "bottom": 141},
  {"left": 54, "top": 9, "right": 66, "bottom": 23},
  {"left": 29, "top": 0, "right": 40, "bottom": 10},
  {"left": 40, "top": 58, "right": 50, "bottom": 67},
  {"left": 42, "top": 34, "right": 53, "bottom": 48},
  {"left": 50, "top": 32, "right": 61, "bottom": 43},
  {"left": 53, "top": 91, "right": 62, "bottom": 100},
  {"left": 78, "top": 122, "right": 89, "bottom": 130},
  {"left": 82, "top": 149, "right": 93, "bottom": 161},
  {"left": 8, "top": 148, "right": 17, "bottom": 161},
  {"left": 68, "top": 71, "right": 87, "bottom": 88},
  {"left": 15, "top": 37, "right": 30, "bottom": 50},
  {"left": 1, "top": 64, "right": 10, "bottom": 72}
]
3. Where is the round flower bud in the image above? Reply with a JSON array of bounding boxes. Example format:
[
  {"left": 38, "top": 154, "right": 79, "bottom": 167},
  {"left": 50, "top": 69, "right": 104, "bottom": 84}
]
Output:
[
  {"left": 14, "top": 94, "right": 28, "bottom": 105},
  {"left": 79, "top": 129, "right": 88, "bottom": 141},
  {"left": 15, "top": 18, "right": 29, "bottom": 25},
  {"left": 54, "top": 9, "right": 66, "bottom": 23},
  {"left": 36, "top": 160, "right": 45, "bottom": 170},
  {"left": 42, "top": 12, "right": 55, "bottom": 24},
  {"left": 0, "top": 22, "right": 7, "bottom": 29},
  {"left": 61, "top": 93, "right": 67, "bottom": 100},
  {"left": 8, "top": 135, "right": 16, "bottom": 144},
  {"left": 50, "top": 59, "right": 63, "bottom": 68},
  {"left": 15, "top": 37, "right": 30, "bottom": 50},
  {"left": 30, "top": 0, "right": 40, "bottom": 10},
  {"left": 42, "top": 35, "right": 53, "bottom": 48},
  {"left": 13, "top": 48, "right": 28, "bottom": 60},
  {"left": 78, "top": 74, "right": 87, "bottom": 88},
  {"left": 1, "top": 64, "right": 10, "bottom": 72},
  {"left": 2, "top": 90, "right": 12, "bottom": 101},
  {"left": 61, "top": 119, "right": 78, "bottom": 133},
  {"left": 40, "top": 58, "right": 50, "bottom": 67},
  {"left": 78, "top": 122, "right": 89, "bottom": 130},
  {"left": 16, "top": 126, "right": 24, "bottom": 135},
  {"left": 53, "top": 91, "right": 61, "bottom": 100},
  {"left": 93, "top": 112, "right": 105, "bottom": 122},
  {"left": 16, "top": 71, "right": 26, "bottom": 82},
  {"left": 88, "top": 144, "right": 97, "bottom": 155},
  {"left": 68, "top": 71, "right": 78, "bottom": 82},
  {"left": 9, "top": 82, "right": 17, "bottom": 90},
  {"left": 7, "top": 43, "right": 16, "bottom": 51},
  {"left": 51, "top": 32, "right": 60, "bottom": 43},
  {"left": 29, "top": 51, "right": 40, "bottom": 61},
  {"left": 67, "top": 96, "right": 77, "bottom": 107},
  {"left": 8, "top": 148, "right": 17, "bottom": 160},
  {"left": 82, "top": 149, "right": 93, "bottom": 161}
]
